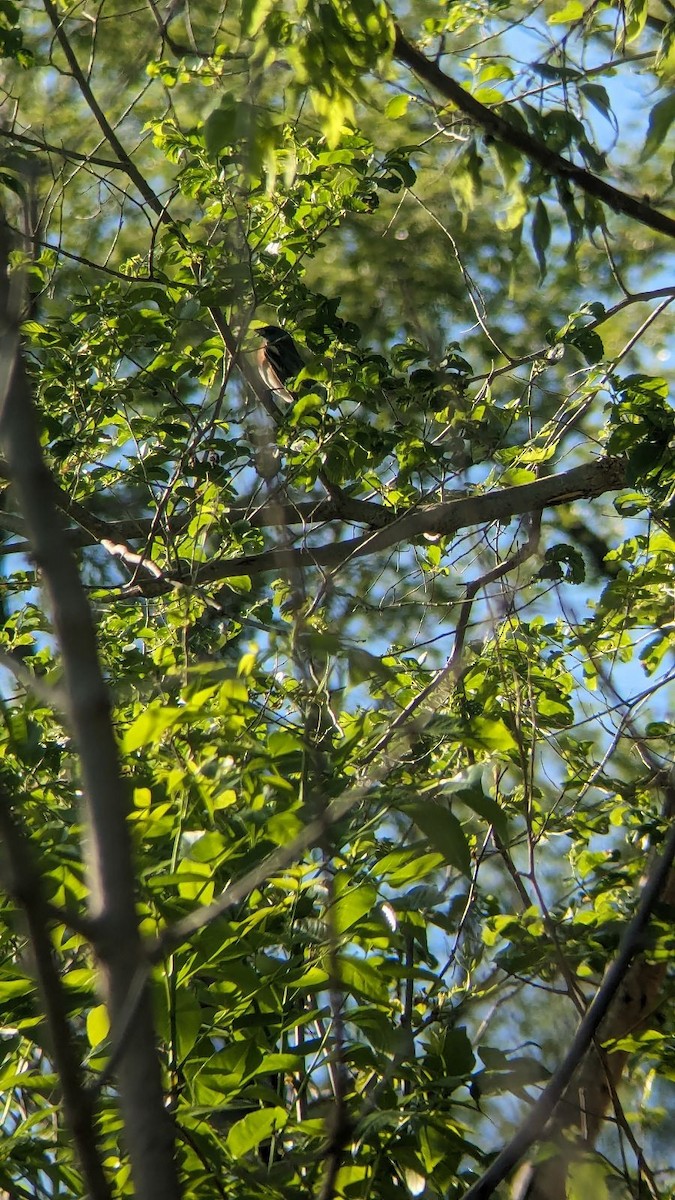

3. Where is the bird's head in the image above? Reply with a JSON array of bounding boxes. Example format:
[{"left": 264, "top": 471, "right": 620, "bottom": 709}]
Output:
[{"left": 257, "top": 324, "right": 287, "bottom": 343}]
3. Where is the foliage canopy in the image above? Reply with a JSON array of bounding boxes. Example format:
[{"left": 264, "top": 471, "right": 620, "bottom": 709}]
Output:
[{"left": 0, "top": 1, "right": 674, "bottom": 1199}]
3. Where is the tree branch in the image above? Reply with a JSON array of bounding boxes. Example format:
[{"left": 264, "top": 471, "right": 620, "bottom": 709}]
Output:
[
  {"left": 110, "top": 457, "right": 625, "bottom": 598},
  {"left": 0, "top": 790, "right": 112, "bottom": 1200},
  {"left": 0, "top": 223, "right": 180, "bottom": 1200},
  {"left": 463, "top": 785, "right": 675, "bottom": 1200},
  {"left": 394, "top": 26, "right": 675, "bottom": 242},
  {"left": 513, "top": 678, "right": 675, "bottom": 1199},
  {"left": 0, "top": 126, "right": 124, "bottom": 171},
  {"left": 43, "top": 0, "right": 170, "bottom": 226},
  {"left": 0, "top": 458, "right": 626, "bottom": 585}
]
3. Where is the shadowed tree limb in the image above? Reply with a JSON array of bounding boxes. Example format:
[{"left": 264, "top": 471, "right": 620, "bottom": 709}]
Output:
[
  {"left": 0, "top": 791, "right": 113, "bottom": 1200},
  {"left": 0, "top": 459, "right": 624, "bottom": 569},
  {"left": 510, "top": 682, "right": 675, "bottom": 1200},
  {"left": 0, "top": 222, "right": 180, "bottom": 1200},
  {"left": 100, "top": 456, "right": 625, "bottom": 598},
  {"left": 393, "top": 27, "right": 675, "bottom": 242}
]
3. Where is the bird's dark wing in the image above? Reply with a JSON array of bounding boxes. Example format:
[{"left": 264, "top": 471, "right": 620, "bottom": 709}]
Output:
[{"left": 257, "top": 325, "right": 304, "bottom": 386}]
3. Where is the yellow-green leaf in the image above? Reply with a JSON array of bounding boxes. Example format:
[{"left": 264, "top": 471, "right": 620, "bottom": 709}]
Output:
[
  {"left": 225, "top": 1106, "right": 288, "bottom": 1158},
  {"left": 86, "top": 1005, "right": 110, "bottom": 1048}
]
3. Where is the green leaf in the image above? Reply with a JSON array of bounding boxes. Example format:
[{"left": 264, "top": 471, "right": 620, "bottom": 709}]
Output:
[
  {"left": 330, "top": 876, "right": 377, "bottom": 935},
  {"left": 385, "top": 93, "right": 411, "bottom": 120},
  {"left": 203, "top": 96, "right": 238, "bottom": 155},
  {"left": 580, "top": 83, "right": 613, "bottom": 123},
  {"left": 566, "top": 1159, "right": 610, "bottom": 1200},
  {"left": 470, "top": 718, "right": 518, "bottom": 753},
  {"left": 623, "top": 0, "right": 649, "bottom": 40},
  {"left": 404, "top": 803, "right": 471, "bottom": 876},
  {"left": 174, "top": 989, "right": 202, "bottom": 1059},
  {"left": 176, "top": 859, "right": 215, "bottom": 903},
  {"left": 641, "top": 92, "right": 675, "bottom": 161},
  {"left": 440, "top": 766, "right": 509, "bottom": 838},
  {"left": 122, "top": 704, "right": 184, "bottom": 751},
  {"left": 564, "top": 326, "right": 604, "bottom": 364},
  {"left": 0, "top": 978, "right": 35, "bottom": 1001},
  {"left": 225, "top": 1106, "right": 288, "bottom": 1158},
  {"left": 339, "top": 955, "right": 389, "bottom": 1002},
  {"left": 241, "top": 0, "right": 274, "bottom": 37},
  {"left": 291, "top": 392, "right": 324, "bottom": 421},
  {"left": 548, "top": 0, "right": 585, "bottom": 22},
  {"left": 614, "top": 491, "right": 650, "bottom": 515},
  {"left": 250, "top": 1053, "right": 302, "bottom": 1077},
  {"left": 86, "top": 1004, "right": 110, "bottom": 1048},
  {"left": 377, "top": 848, "right": 445, "bottom": 886},
  {"left": 431, "top": 1026, "right": 476, "bottom": 1078},
  {"left": 537, "top": 544, "right": 586, "bottom": 584}
]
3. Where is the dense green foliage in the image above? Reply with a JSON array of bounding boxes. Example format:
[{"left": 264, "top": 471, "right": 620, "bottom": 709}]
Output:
[{"left": 0, "top": 1, "right": 674, "bottom": 1198}]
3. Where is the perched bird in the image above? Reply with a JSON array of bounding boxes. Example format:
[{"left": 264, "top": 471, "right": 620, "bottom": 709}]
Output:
[{"left": 256, "top": 324, "right": 304, "bottom": 405}]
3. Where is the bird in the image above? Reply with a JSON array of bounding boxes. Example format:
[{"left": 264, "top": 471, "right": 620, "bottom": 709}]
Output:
[{"left": 255, "top": 324, "right": 305, "bottom": 405}]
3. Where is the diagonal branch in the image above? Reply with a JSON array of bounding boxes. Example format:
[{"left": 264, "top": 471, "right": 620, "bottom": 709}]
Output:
[
  {"left": 462, "top": 786, "right": 675, "bottom": 1200},
  {"left": 512, "top": 685, "right": 675, "bottom": 1200},
  {"left": 394, "top": 26, "right": 675, "bottom": 242},
  {"left": 0, "top": 458, "right": 625, "bottom": 578}
]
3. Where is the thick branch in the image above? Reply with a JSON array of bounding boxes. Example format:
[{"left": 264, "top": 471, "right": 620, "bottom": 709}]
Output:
[
  {"left": 512, "top": 935, "right": 673, "bottom": 1200},
  {"left": 0, "top": 458, "right": 625, "bottom": 575},
  {"left": 511, "top": 715, "right": 675, "bottom": 1199},
  {"left": 0, "top": 227, "right": 179, "bottom": 1200},
  {"left": 394, "top": 27, "right": 675, "bottom": 242},
  {"left": 0, "top": 792, "right": 112, "bottom": 1200},
  {"left": 113, "top": 457, "right": 625, "bottom": 597}
]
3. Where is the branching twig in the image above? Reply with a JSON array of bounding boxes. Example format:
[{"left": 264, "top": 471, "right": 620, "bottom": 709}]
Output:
[{"left": 43, "top": 0, "right": 171, "bottom": 226}]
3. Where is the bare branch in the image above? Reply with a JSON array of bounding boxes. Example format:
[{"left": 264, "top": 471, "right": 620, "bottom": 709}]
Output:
[{"left": 0, "top": 126, "right": 125, "bottom": 171}]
